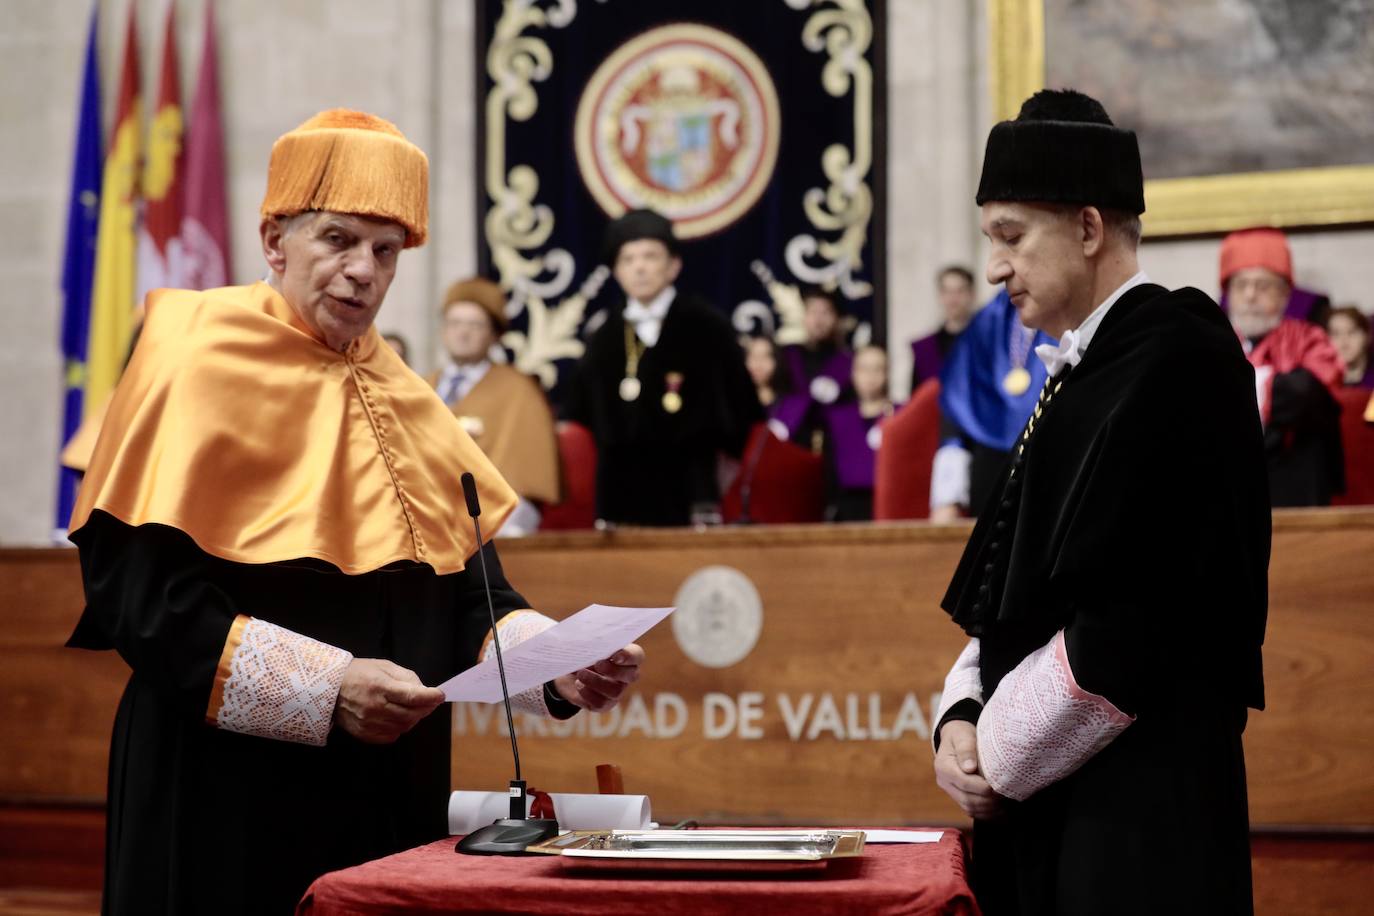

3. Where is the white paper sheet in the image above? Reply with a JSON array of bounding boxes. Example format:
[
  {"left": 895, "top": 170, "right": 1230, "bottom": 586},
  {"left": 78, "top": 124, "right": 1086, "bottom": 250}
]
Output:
[
  {"left": 448, "top": 791, "right": 653, "bottom": 834},
  {"left": 439, "top": 604, "right": 675, "bottom": 702},
  {"left": 859, "top": 829, "right": 945, "bottom": 843}
]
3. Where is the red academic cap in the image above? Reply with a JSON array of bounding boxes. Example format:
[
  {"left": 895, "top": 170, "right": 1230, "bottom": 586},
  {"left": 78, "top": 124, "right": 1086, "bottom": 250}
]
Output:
[{"left": 1219, "top": 228, "right": 1293, "bottom": 288}]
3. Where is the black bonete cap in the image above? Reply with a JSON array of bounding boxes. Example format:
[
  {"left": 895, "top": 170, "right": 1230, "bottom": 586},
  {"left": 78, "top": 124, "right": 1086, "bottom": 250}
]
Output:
[
  {"left": 975, "top": 88, "right": 1146, "bottom": 215},
  {"left": 601, "top": 208, "right": 681, "bottom": 265}
]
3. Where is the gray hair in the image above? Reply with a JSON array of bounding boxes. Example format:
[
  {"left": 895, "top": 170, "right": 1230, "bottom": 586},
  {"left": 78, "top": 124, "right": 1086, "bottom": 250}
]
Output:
[
  {"left": 274, "top": 211, "right": 318, "bottom": 238},
  {"left": 1051, "top": 205, "right": 1141, "bottom": 249},
  {"left": 1101, "top": 209, "right": 1143, "bottom": 248}
]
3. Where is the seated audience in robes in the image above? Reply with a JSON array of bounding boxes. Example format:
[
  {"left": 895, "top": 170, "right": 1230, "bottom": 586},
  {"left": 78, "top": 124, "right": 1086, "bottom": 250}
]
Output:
[
  {"left": 823, "top": 345, "right": 898, "bottom": 521},
  {"left": 910, "top": 265, "right": 979, "bottom": 394},
  {"left": 1222, "top": 227, "right": 1345, "bottom": 506},
  {"left": 561, "top": 209, "right": 760, "bottom": 526},
  {"left": 426, "top": 277, "right": 560, "bottom": 535},
  {"left": 63, "top": 109, "right": 645, "bottom": 915},
  {"left": 930, "top": 289, "right": 1053, "bottom": 521},
  {"left": 382, "top": 331, "right": 409, "bottom": 364},
  {"left": 779, "top": 286, "right": 852, "bottom": 451},
  {"left": 743, "top": 334, "right": 810, "bottom": 442},
  {"left": 1326, "top": 305, "right": 1374, "bottom": 390}
]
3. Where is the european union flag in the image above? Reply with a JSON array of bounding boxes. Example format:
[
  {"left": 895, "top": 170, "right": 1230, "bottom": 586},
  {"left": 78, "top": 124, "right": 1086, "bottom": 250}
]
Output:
[{"left": 56, "top": 5, "right": 102, "bottom": 537}]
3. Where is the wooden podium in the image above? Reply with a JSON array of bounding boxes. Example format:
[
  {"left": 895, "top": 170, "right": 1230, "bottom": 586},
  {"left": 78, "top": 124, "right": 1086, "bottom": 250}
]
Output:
[{"left": 3, "top": 510, "right": 1373, "bottom": 912}]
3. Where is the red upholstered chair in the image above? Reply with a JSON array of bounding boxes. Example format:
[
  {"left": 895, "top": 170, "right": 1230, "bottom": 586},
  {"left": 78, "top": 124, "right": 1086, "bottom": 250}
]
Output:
[
  {"left": 873, "top": 379, "right": 942, "bottom": 520},
  {"left": 539, "top": 421, "right": 598, "bottom": 530},
  {"left": 721, "top": 423, "right": 825, "bottom": 524},
  {"left": 1332, "top": 388, "right": 1374, "bottom": 507}
]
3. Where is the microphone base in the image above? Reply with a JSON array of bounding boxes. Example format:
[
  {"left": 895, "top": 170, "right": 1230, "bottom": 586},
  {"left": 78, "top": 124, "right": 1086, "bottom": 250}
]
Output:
[{"left": 455, "top": 818, "right": 560, "bottom": 856}]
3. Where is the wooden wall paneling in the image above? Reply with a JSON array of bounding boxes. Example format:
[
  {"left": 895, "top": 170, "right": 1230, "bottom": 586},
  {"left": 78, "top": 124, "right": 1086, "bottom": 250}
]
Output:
[
  {"left": 3, "top": 510, "right": 1373, "bottom": 830},
  {"left": 1251, "top": 834, "right": 1374, "bottom": 916}
]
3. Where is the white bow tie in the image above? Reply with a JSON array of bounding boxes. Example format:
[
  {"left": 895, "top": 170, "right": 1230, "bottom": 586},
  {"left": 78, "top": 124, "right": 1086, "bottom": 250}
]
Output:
[
  {"left": 1034, "top": 328, "right": 1081, "bottom": 378},
  {"left": 624, "top": 301, "right": 665, "bottom": 347},
  {"left": 623, "top": 301, "right": 654, "bottom": 324}
]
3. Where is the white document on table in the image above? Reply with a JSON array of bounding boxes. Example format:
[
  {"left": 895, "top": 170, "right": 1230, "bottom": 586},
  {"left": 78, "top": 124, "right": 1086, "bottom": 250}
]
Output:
[
  {"left": 439, "top": 604, "right": 674, "bottom": 703},
  {"left": 860, "top": 829, "right": 945, "bottom": 843}
]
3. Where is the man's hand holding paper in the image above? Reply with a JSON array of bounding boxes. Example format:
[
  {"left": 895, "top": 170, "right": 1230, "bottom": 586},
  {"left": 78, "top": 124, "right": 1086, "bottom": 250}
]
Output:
[
  {"left": 439, "top": 604, "right": 672, "bottom": 704},
  {"left": 554, "top": 645, "right": 645, "bottom": 712}
]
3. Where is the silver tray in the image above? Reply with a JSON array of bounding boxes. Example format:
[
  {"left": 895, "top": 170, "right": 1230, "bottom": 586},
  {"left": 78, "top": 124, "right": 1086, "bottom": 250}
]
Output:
[{"left": 526, "top": 829, "right": 866, "bottom": 869}]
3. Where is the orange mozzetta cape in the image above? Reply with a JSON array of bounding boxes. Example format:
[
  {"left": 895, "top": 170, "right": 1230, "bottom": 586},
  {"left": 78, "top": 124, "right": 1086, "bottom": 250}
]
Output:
[{"left": 69, "top": 282, "right": 517, "bottom": 575}]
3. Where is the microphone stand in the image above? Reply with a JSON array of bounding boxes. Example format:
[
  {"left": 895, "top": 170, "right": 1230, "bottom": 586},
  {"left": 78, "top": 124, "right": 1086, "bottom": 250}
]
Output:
[
  {"left": 455, "top": 473, "right": 560, "bottom": 855},
  {"left": 736, "top": 423, "right": 772, "bottom": 525}
]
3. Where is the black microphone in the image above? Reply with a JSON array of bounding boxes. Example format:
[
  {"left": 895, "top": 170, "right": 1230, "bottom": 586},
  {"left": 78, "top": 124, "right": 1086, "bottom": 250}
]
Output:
[
  {"left": 736, "top": 423, "right": 772, "bottom": 525},
  {"left": 455, "top": 472, "right": 559, "bottom": 855}
]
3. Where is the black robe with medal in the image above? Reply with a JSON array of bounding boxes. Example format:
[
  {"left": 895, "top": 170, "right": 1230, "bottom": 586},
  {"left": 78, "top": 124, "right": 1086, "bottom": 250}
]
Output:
[
  {"left": 937, "top": 283, "right": 1269, "bottom": 916},
  {"left": 561, "top": 292, "right": 761, "bottom": 525},
  {"left": 68, "top": 511, "right": 546, "bottom": 916}
]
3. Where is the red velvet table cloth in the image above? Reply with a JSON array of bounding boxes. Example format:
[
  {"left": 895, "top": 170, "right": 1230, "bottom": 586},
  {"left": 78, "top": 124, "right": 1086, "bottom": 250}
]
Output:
[{"left": 297, "top": 828, "right": 977, "bottom": 916}]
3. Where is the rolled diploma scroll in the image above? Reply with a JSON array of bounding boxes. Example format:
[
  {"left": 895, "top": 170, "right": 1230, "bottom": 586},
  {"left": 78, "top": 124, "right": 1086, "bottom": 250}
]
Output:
[{"left": 448, "top": 790, "right": 654, "bottom": 835}]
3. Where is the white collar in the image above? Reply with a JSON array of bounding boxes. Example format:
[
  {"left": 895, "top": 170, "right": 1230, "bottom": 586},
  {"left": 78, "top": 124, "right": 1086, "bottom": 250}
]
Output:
[
  {"left": 439, "top": 358, "right": 491, "bottom": 384},
  {"left": 624, "top": 285, "right": 676, "bottom": 323},
  {"left": 1035, "top": 271, "right": 1149, "bottom": 376},
  {"left": 623, "top": 286, "right": 676, "bottom": 347}
]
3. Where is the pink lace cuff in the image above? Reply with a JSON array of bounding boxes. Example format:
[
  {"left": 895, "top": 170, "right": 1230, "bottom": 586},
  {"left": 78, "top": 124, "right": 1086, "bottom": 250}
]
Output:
[
  {"left": 977, "top": 629, "right": 1133, "bottom": 801},
  {"left": 480, "top": 610, "right": 559, "bottom": 717},
  {"left": 932, "top": 638, "right": 983, "bottom": 751},
  {"left": 207, "top": 615, "right": 353, "bottom": 746}
]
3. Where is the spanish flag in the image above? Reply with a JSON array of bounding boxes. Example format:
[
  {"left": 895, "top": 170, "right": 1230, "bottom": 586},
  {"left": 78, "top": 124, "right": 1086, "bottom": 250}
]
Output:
[
  {"left": 85, "top": 6, "right": 141, "bottom": 417},
  {"left": 137, "top": 1, "right": 186, "bottom": 301}
]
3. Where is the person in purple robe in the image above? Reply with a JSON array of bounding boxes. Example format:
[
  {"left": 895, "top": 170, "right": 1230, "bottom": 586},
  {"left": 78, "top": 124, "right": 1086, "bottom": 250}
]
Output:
[
  {"left": 780, "top": 286, "right": 853, "bottom": 451},
  {"left": 1326, "top": 305, "right": 1374, "bottom": 390},
  {"left": 743, "top": 335, "right": 811, "bottom": 441},
  {"left": 822, "top": 345, "right": 900, "bottom": 521},
  {"left": 910, "top": 265, "right": 979, "bottom": 394}
]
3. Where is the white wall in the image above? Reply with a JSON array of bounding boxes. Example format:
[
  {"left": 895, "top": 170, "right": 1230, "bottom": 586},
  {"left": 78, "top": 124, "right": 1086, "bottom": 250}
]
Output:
[
  {"left": 2, "top": 0, "right": 1371, "bottom": 544},
  {"left": 0, "top": 0, "right": 477, "bottom": 545}
]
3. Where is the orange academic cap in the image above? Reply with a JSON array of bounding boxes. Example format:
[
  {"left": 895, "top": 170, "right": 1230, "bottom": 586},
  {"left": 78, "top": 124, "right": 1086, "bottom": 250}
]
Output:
[{"left": 260, "top": 109, "right": 429, "bottom": 247}]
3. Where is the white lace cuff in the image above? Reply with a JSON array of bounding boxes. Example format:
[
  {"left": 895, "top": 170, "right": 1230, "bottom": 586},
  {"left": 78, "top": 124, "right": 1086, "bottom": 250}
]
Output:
[
  {"left": 479, "top": 610, "right": 559, "bottom": 717},
  {"left": 977, "top": 629, "right": 1134, "bottom": 802},
  {"left": 930, "top": 444, "right": 972, "bottom": 509},
  {"left": 932, "top": 637, "right": 983, "bottom": 751},
  {"left": 207, "top": 615, "right": 353, "bottom": 747}
]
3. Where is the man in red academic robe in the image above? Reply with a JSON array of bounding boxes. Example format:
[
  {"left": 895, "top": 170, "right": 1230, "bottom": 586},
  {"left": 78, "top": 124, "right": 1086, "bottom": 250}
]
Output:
[{"left": 1222, "top": 227, "right": 1345, "bottom": 506}]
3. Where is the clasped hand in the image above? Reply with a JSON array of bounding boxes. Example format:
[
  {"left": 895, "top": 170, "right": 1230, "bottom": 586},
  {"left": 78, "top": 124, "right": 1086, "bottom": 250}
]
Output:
[{"left": 933, "top": 719, "right": 1005, "bottom": 820}]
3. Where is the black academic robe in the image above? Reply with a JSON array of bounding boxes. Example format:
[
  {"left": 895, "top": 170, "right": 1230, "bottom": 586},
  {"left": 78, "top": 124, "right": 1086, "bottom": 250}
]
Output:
[
  {"left": 67, "top": 511, "right": 530, "bottom": 916},
  {"left": 1264, "top": 367, "right": 1344, "bottom": 507},
  {"left": 561, "top": 292, "right": 761, "bottom": 525},
  {"left": 938, "top": 284, "right": 1269, "bottom": 916}
]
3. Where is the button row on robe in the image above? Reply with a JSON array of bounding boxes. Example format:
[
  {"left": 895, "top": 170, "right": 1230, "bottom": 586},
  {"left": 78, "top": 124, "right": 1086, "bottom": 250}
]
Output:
[
  {"left": 972, "top": 373, "right": 1070, "bottom": 615},
  {"left": 348, "top": 358, "right": 427, "bottom": 559}
]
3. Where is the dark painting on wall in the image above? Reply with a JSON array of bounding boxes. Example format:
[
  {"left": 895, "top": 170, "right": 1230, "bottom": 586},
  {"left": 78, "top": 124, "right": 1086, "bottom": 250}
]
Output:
[{"left": 1044, "top": 0, "right": 1374, "bottom": 180}]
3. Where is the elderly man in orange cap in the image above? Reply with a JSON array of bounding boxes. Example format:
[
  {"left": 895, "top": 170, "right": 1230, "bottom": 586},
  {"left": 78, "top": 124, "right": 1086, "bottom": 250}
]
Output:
[
  {"left": 1221, "top": 227, "right": 1345, "bottom": 505},
  {"left": 65, "top": 110, "right": 644, "bottom": 915},
  {"left": 428, "top": 277, "right": 560, "bottom": 535}
]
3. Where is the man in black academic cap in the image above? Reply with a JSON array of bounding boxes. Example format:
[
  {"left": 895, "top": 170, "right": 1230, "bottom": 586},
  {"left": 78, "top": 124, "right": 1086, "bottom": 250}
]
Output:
[
  {"left": 928, "top": 90, "right": 1269, "bottom": 915},
  {"left": 562, "top": 209, "right": 760, "bottom": 526}
]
